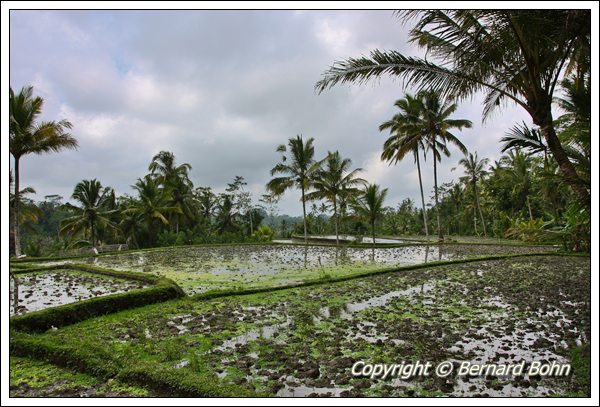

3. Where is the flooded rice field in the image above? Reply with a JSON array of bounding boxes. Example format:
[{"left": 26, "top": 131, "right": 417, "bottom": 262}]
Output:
[
  {"left": 34, "top": 244, "right": 557, "bottom": 295},
  {"left": 9, "top": 270, "right": 148, "bottom": 315},
  {"left": 38, "top": 255, "right": 590, "bottom": 397}
]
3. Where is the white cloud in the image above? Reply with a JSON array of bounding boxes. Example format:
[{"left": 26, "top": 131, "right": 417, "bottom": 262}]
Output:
[{"left": 8, "top": 10, "right": 534, "bottom": 216}]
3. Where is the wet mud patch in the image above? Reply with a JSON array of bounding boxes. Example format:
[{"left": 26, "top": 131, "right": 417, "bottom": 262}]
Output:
[
  {"left": 29, "top": 255, "right": 588, "bottom": 397},
  {"left": 9, "top": 269, "right": 148, "bottom": 315}
]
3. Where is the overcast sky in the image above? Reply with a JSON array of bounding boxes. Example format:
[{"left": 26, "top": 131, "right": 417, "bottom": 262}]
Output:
[{"left": 9, "top": 9, "right": 532, "bottom": 216}]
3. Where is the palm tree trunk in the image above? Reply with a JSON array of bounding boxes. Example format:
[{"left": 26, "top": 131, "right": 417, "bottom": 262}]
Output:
[
  {"left": 456, "top": 203, "right": 461, "bottom": 236},
  {"left": 249, "top": 210, "right": 254, "bottom": 235},
  {"left": 538, "top": 119, "right": 590, "bottom": 209},
  {"left": 301, "top": 184, "right": 308, "bottom": 244},
  {"left": 333, "top": 198, "right": 339, "bottom": 246},
  {"left": 433, "top": 156, "right": 443, "bottom": 240},
  {"left": 416, "top": 152, "right": 429, "bottom": 239},
  {"left": 371, "top": 220, "right": 376, "bottom": 248},
  {"left": 91, "top": 221, "right": 97, "bottom": 247},
  {"left": 473, "top": 182, "right": 487, "bottom": 237},
  {"left": 13, "top": 156, "right": 22, "bottom": 257}
]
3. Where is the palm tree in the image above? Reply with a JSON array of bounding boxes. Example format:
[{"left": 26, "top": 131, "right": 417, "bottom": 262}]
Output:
[
  {"left": 148, "top": 150, "right": 192, "bottom": 187},
  {"left": 420, "top": 91, "right": 470, "bottom": 240},
  {"left": 123, "top": 176, "right": 181, "bottom": 246},
  {"left": 9, "top": 86, "right": 77, "bottom": 256},
  {"left": 351, "top": 183, "right": 388, "bottom": 247},
  {"left": 216, "top": 194, "right": 237, "bottom": 234},
  {"left": 148, "top": 151, "right": 194, "bottom": 232},
  {"left": 315, "top": 10, "right": 590, "bottom": 209},
  {"left": 501, "top": 122, "right": 548, "bottom": 158},
  {"left": 500, "top": 150, "right": 536, "bottom": 220},
  {"left": 305, "top": 151, "right": 365, "bottom": 245},
  {"left": 458, "top": 152, "right": 490, "bottom": 237},
  {"left": 60, "top": 179, "right": 118, "bottom": 247},
  {"left": 379, "top": 93, "right": 430, "bottom": 239},
  {"left": 267, "top": 135, "right": 321, "bottom": 244}
]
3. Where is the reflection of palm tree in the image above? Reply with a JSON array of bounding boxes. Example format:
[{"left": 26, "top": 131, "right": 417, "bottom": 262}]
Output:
[
  {"left": 316, "top": 10, "right": 590, "bottom": 209},
  {"left": 10, "top": 86, "right": 78, "bottom": 256},
  {"left": 306, "top": 151, "right": 364, "bottom": 245},
  {"left": 267, "top": 135, "right": 321, "bottom": 244}
]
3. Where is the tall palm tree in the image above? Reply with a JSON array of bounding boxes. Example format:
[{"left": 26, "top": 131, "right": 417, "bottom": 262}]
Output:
[
  {"left": 305, "top": 151, "right": 365, "bottom": 245},
  {"left": 148, "top": 151, "right": 194, "bottom": 232},
  {"left": 123, "top": 176, "right": 181, "bottom": 246},
  {"left": 267, "top": 135, "right": 321, "bottom": 244},
  {"left": 216, "top": 194, "right": 237, "bottom": 234},
  {"left": 379, "top": 93, "right": 430, "bottom": 239},
  {"left": 351, "top": 183, "right": 388, "bottom": 247},
  {"left": 458, "top": 152, "right": 490, "bottom": 237},
  {"left": 148, "top": 150, "right": 192, "bottom": 187},
  {"left": 500, "top": 150, "right": 535, "bottom": 219},
  {"left": 315, "top": 10, "right": 591, "bottom": 209},
  {"left": 60, "top": 179, "right": 118, "bottom": 247},
  {"left": 420, "top": 91, "right": 470, "bottom": 240},
  {"left": 9, "top": 85, "right": 77, "bottom": 256}
]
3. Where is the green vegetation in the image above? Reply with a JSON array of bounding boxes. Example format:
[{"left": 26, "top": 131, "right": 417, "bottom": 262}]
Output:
[
  {"left": 10, "top": 264, "right": 184, "bottom": 332},
  {"left": 10, "top": 356, "right": 151, "bottom": 397}
]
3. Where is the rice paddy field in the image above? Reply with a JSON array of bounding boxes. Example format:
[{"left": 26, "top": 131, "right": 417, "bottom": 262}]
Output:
[
  {"left": 34, "top": 243, "right": 559, "bottom": 295},
  {"left": 9, "top": 243, "right": 590, "bottom": 398}
]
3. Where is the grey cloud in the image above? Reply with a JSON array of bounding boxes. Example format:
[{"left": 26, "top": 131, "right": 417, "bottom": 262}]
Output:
[{"left": 10, "top": 10, "right": 527, "bottom": 215}]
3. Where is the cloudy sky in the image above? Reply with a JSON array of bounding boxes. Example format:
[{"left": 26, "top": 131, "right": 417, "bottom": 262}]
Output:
[{"left": 9, "top": 9, "right": 532, "bottom": 216}]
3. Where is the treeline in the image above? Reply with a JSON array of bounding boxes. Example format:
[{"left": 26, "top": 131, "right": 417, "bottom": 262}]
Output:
[{"left": 12, "top": 152, "right": 282, "bottom": 256}]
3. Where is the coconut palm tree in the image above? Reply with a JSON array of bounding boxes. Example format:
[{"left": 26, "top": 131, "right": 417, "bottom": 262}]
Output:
[
  {"left": 60, "top": 179, "right": 118, "bottom": 247},
  {"left": 123, "top": 176, "right": 182, "bottom": 246},
  {"left": 420, "top": 91, "right": 470, "bottom": 240},
  {"left": 267, "top": 135, "right": 321, "bottom": 244},
  {"left": 315, "top": 10, "right": 590, "bottom": 209},
  {"left": 9, "top": 85, "right": 77, "bottom": 256},
  {"left": 305, "top": 151, "right": 365, "bottom": 245},
  {"left": 148, "top": 151, "right": 194, "bottom": 232},
  {"left": 459, "top": 152, "right": 490, "bottom": 237},
  {"left": 379, "top": 93, "right": 430, "bottom": 239},
  {"left": 148, "top": 150, "right": 192, "bottom": 187},
  {"left": 351, "top": 183, "right": 388, "bottom": 247},
  {"left": 501, "top": 123, "right": 548, "bottom": 159}
]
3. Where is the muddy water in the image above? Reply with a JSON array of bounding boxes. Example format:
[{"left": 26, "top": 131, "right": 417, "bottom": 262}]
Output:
[
  {"left": 33, "top": 244, "right": 557, "bottom": 295},
  {"left": 9, "top": 271, "right": 147, "bottom": 316}
]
